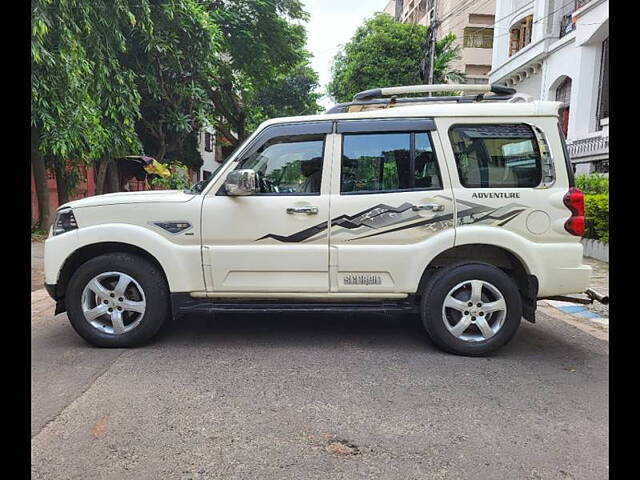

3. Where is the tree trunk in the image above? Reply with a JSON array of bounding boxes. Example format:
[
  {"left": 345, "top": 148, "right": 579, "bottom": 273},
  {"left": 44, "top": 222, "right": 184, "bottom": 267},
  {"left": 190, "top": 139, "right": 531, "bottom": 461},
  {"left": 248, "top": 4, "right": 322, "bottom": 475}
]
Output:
[
  {"left": 106, "top": 161, "right": 120, "bottom": 193},
  {"left": 32, "top": 148, "right": 51, "bottom": 229},
  {"left": 95, "top": 158, "right": 111, "bottom": 195},
  {"left": 54, "top": 162, "right": 69, "bottom": 206}
]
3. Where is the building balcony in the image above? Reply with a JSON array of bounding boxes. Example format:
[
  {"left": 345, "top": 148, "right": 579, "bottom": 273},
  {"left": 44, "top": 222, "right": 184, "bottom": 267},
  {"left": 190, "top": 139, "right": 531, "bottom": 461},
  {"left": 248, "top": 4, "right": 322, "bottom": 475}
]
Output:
[{"left": 566, "top": 130, "right": 609, "bottom": 162}]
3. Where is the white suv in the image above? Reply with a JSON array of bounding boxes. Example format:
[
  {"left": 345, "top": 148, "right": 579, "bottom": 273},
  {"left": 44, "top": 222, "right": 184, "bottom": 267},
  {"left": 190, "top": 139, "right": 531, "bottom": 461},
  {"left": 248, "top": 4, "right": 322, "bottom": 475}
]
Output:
[{"left": 44, "top": 84, "right": 593, "bottom": 356}]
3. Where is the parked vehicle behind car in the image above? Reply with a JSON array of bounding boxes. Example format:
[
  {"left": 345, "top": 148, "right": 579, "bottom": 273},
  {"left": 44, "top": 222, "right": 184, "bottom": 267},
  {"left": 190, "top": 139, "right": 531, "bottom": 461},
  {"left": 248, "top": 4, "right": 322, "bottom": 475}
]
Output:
[{"left": 44, "top": 84, "right": 597, "bottom": 356}]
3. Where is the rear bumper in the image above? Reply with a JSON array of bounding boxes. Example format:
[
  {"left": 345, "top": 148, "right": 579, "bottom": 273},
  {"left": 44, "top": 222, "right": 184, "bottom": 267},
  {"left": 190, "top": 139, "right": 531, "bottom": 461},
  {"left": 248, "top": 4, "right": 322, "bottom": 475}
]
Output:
[{"left": 537, "top": 264, "right": 592, "bottom": 297}]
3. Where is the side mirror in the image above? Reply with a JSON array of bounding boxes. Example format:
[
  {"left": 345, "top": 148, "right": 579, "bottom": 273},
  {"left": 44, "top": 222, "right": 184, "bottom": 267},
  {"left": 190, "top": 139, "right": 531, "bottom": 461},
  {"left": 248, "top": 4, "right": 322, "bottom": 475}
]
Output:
[{"left": 224, "top": 169, "right": 258, "bottom": 196}]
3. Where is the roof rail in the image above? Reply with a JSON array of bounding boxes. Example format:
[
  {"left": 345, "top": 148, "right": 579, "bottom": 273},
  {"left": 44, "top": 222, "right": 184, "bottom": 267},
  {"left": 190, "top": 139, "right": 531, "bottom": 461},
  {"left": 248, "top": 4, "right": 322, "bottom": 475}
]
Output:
[
  {"left": 353, "top": 83, "right": 515, "bottom": 100},
  {"left": 324, "top": 83, "right": 521, "bottom": 114}
]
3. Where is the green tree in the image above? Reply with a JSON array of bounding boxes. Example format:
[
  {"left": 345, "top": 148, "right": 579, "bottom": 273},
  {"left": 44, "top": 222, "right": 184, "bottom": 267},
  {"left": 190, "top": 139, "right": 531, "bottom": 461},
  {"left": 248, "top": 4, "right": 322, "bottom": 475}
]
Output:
[
  {"left": 124, "top": 0, "right": 221, "bottom": 165},
  {"left": 31, "top": 0, "right": 149, "bottom": 223},
  {"left": 246, "top": 62, "right": 322, "bottom": 132},
  {"left": 205, "top": 0, "right": 317, "bottom": 148},
  {"left": 327, "top": 13, "right": 464, "bottom": 103}
]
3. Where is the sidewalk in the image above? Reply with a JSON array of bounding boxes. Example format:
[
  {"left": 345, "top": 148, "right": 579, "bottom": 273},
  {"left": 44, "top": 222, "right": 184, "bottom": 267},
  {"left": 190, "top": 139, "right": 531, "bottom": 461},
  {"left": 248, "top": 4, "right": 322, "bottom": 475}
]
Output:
[{"left": 31, "top": 240, "right": 45, "bottom": 292}]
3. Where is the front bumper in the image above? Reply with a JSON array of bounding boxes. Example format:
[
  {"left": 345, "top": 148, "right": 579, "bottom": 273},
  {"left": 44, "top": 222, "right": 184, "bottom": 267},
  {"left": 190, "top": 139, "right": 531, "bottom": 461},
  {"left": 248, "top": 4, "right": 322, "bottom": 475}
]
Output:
[{"left": 45, "top": 283, "right": 58, "bottom": 300}]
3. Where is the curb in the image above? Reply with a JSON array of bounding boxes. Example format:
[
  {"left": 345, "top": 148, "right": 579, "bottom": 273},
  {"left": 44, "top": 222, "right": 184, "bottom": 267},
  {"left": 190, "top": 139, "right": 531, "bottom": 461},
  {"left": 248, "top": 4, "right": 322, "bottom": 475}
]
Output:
[
  {"left": 542, "top": 299, "right": 608, "bottom": 326},
  {"left": 537, "top": 302, "right": 608, "bottom": 341}
]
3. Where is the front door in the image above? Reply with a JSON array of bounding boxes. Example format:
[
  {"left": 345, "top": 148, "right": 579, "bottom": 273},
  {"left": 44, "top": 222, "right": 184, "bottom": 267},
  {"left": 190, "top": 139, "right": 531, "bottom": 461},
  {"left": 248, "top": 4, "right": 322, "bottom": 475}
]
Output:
[{"left": 200, "top": 122, "right": 333, "bottom": 293}]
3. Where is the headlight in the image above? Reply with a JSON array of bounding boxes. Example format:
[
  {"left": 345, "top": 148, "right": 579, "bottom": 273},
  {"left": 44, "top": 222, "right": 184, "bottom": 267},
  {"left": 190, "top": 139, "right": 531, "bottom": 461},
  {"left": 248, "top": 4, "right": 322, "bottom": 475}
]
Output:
[{"left": 52, "top": 209, "right": 78, "bottom": 236}]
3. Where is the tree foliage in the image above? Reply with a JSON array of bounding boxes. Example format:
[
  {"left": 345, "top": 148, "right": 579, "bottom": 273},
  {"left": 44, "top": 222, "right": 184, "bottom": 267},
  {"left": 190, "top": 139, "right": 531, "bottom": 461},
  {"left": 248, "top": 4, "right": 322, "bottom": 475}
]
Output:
[
  {"left": 125, "top": 0, "right": 221, "bottom": 163},
  {"left": 32, "top": 0, "right": 148, "bottom": 160},
  {"left": 31, "top": 0, "right": 321, "bottom": 216},
  {"left": 205, "top": 0, "right": 315, "bottom": 146},
  {"left": 327, "top": 13, "right": 464, "bottom": 103},
  {"left": 246, "top": 63, "right": 322, "bottom": 131}
]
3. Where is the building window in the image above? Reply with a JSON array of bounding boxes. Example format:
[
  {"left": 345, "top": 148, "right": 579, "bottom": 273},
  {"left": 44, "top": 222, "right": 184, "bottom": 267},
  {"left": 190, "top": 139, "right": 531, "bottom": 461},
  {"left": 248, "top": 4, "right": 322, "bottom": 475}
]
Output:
[
  {"left": 594, "top": 160, "right": 609, "bottom": 174},
  {"left": 597, "top": 37, "right": 609, "bottom": 128},
  {"left": 555, "top": 77, "right": 572, "bottom": 137},
  {"left": 509, "top": 15, "right": 533, "bottom": 56},
  {"left": 463, "top": 27, "right": 494, "bottom": 49},
  {"left": 204, "top": 131, "right": 214, "bottom": 152}
]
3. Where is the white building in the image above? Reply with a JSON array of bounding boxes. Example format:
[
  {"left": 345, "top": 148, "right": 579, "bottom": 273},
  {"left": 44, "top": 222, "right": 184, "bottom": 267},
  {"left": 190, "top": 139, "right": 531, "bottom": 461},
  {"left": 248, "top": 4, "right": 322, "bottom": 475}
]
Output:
[
  {"left": 196, "top": 125, "right": 222, "bottom": 182},
  {"left": 489, "top": 0, "right": 609, "bottom": 174}
]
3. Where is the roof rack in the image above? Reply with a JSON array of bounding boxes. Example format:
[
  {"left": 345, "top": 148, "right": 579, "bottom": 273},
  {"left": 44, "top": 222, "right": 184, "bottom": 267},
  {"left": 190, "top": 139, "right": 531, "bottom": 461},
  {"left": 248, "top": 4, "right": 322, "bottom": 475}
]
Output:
[{"left": 325, "top": 83, "right": 529, "bottom": 114}]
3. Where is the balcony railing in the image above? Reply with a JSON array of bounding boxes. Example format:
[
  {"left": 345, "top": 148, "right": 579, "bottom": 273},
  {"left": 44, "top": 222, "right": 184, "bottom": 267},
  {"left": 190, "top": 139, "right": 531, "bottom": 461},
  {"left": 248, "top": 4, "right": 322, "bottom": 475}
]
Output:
[
  {"left": 566, "top": 132, "right": 609, "bottom": 160},
  {"left": 559, "top": 13, "right": 575, "bottom": 38}
]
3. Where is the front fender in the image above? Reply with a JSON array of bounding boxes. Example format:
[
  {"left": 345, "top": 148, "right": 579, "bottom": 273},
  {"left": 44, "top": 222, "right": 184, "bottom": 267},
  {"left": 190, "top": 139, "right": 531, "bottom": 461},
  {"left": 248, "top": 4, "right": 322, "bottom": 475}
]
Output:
[{"left": 48, "top": 224, "right": 204, "bottom": 293}]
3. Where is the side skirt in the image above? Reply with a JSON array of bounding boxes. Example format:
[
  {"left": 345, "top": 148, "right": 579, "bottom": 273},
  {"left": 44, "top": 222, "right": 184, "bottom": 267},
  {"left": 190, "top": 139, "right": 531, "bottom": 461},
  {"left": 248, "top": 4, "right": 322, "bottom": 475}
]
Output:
[{"left": 170, "top": 294, "right": 419, "bottom": 319}]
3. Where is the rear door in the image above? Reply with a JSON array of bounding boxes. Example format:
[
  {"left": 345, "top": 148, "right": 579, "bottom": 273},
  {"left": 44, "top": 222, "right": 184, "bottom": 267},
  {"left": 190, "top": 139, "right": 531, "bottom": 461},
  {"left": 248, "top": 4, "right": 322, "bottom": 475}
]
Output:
[
  {"left": 437, "top": 117, "right": 569, "bottom": 246},
  {"left": 328, "top": 118, "right": 456, "bottom": 293}
]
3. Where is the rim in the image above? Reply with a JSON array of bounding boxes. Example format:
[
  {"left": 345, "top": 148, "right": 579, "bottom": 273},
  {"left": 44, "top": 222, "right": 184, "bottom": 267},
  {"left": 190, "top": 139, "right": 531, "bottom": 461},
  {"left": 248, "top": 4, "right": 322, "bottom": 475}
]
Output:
[
  {"left": 81, "top": 271, "right": 146, "bottom": 335},
  {"left": 441, "top": 279, "right": 507, "bottom": 342}
]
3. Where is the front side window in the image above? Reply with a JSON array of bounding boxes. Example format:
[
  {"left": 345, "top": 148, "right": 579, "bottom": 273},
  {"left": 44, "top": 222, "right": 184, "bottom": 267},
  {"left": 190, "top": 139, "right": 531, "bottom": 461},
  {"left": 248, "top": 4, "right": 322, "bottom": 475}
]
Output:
[
  {"left": 341, "top": 132, "right": 442, "bottom": 193},
  {"left": 449, "top": 124, "right": 543, "bottom": 188},
  {"left": 235, "top": 134, "right": 325, "bottom": 194}
]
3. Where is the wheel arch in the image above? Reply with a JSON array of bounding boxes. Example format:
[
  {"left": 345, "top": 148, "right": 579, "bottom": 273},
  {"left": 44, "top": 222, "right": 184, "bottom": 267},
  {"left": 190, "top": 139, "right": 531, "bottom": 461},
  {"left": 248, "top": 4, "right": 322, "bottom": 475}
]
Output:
[
  {"left": 56, "top": 242, "right": 168, "bottom": 301},
  {"left": 416, "top": 243, "right": 538, "bottom": 322}
]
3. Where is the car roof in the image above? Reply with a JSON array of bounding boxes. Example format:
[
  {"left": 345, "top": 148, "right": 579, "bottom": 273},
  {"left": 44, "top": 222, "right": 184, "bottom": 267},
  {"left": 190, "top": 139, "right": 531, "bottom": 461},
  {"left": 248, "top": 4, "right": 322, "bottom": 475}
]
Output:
[{"left": 259, "top": 100, "right": 562, "bottom": 129}]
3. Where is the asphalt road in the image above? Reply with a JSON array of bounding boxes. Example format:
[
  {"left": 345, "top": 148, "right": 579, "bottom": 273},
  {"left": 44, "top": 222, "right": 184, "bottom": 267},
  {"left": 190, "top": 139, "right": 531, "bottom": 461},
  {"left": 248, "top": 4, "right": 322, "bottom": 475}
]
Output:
[{"left": 31, "top": 291, "right": 609, "bottom": 480}]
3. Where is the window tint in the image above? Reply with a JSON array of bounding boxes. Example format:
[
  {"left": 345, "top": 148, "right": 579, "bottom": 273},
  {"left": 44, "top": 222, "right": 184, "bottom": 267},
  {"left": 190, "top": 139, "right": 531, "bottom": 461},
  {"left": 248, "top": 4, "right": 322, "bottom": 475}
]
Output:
[
  {"left": 235, "top": 134, "right": 324, "bottom": 194},
  {"left": 449, "top": 124, "right": 542, "bottom": 188},
  {"left": 341, "top": 132, "right": 441, "bottom": 193}
]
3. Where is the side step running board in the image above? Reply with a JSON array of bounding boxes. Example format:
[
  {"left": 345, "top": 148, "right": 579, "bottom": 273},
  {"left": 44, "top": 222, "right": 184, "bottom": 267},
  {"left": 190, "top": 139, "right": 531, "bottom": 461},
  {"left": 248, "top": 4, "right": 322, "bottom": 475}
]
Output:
[{"left": 171, "top": 295, "right": 418, "bottom": 318}]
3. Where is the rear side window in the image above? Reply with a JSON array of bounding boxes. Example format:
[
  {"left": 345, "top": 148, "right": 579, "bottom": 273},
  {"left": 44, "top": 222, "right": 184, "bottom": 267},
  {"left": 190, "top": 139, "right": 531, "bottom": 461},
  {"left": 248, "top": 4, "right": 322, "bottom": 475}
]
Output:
[
  {"left": 341, "top": 132, "right": 442, "bottom": 193},
  {"left": 449, "top": 124, "right": 542, "bottom": 188}
]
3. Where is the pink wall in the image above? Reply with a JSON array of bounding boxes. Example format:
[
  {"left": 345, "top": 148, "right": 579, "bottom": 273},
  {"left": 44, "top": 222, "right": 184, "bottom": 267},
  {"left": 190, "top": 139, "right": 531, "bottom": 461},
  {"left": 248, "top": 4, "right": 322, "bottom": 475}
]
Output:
[{"left": 31, "top": 166, "right": 96, "bottom": 223}]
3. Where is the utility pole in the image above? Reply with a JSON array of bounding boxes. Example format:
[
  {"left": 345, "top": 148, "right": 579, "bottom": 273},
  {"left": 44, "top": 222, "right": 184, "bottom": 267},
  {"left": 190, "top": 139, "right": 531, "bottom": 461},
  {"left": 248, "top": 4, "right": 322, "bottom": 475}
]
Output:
[
  {"left": 427, "top": 0, "right": 438, "bottom": 84},
  {"left": 424, "top": 0, "right": 438, "bottom": 92}
]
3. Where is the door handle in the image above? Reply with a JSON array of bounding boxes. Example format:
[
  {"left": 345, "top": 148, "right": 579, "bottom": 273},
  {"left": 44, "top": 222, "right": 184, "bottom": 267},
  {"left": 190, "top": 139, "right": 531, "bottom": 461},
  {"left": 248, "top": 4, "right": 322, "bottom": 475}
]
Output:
[
  {"left": 412, "top": 203, "right": 444, "bottom": 212},
  {"left": 286, "top": 206, "right": 319, "bottom": 215}
]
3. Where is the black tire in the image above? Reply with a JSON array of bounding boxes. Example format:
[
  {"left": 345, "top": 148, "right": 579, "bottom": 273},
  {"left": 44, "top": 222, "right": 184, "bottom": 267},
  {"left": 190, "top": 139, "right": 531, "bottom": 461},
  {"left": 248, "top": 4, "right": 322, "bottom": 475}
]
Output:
[
  {"left": 420, "top": 262, "right": 522, "bottom": 356},
  {"left": 66, "top": 253, "right": 170, "bottom": 347}
]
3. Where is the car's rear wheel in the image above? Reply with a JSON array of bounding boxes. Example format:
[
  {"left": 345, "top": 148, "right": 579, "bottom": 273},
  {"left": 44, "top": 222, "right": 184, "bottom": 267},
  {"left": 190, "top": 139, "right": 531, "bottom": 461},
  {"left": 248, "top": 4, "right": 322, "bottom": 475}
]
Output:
[
  {"left": 66, "top": 253, "right": 170, "bottom": 347},
  {"left": 420, "top": 263, "right": 522, "bottom": 356}
]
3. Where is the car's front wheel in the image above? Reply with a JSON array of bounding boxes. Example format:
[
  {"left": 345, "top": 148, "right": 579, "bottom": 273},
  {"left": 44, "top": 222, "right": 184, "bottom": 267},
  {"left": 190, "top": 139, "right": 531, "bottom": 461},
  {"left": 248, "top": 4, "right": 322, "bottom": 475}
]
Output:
[
  {"left": 66, "top": 253, "right": 170, "bottom": 347},
  {"left": 420, "top": 263, "right": 522, "bottom": 356}
]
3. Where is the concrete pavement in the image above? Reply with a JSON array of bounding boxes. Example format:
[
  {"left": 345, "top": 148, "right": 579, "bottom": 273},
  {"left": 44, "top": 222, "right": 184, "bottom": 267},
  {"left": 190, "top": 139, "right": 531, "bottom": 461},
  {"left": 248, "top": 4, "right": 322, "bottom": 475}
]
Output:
[{"left": 32, "top": 297, "right": 608, "bottom": 479}]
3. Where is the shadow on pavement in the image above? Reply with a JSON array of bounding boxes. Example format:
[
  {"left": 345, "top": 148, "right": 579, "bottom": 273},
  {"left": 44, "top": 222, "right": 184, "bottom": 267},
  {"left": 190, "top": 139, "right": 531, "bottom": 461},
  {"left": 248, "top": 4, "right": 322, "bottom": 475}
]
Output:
[{"left": 150, "top": 311, "right": 602, "bottom": 363}]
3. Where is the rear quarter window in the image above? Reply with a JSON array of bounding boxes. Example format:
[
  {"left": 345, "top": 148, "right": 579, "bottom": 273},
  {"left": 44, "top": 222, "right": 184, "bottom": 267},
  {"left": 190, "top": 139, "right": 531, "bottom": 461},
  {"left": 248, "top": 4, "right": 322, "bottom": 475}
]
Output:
[{"left": 449, "top": 124, "right": 543, "bottom": 188}]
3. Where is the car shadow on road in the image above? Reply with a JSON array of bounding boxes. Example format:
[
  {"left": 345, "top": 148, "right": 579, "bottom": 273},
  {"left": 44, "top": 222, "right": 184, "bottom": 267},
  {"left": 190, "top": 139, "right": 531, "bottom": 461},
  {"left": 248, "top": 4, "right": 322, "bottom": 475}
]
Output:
[{"left": 152, "top": 311, "right": 603, "bottom": 363}]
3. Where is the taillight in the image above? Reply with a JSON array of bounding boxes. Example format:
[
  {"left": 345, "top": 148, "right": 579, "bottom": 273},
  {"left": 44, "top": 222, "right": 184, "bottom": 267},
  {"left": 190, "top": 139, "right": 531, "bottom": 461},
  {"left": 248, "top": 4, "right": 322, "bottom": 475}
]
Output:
[{"left": 563, "top": 187, "right": 585, "bottom": 236}]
